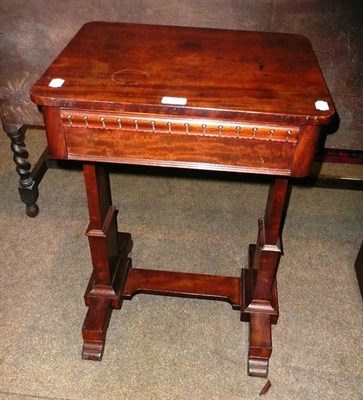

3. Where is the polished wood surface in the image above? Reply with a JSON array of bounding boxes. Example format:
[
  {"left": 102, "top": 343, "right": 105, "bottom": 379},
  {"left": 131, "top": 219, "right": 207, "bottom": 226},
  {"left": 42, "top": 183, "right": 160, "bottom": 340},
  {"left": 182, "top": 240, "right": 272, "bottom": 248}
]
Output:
[
  {"left": 31, "top": 22, "right": 334, "bottom": 125},
  {"left": 30, "top": 22, "right": 335, "bottom": 378}
]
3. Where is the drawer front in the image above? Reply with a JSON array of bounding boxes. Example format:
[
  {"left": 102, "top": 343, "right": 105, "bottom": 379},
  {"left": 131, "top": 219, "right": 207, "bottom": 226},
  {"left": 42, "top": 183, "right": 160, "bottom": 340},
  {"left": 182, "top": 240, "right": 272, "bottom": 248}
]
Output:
[{"left": 60, "top": 110, "right": 300, "bottom": 175}]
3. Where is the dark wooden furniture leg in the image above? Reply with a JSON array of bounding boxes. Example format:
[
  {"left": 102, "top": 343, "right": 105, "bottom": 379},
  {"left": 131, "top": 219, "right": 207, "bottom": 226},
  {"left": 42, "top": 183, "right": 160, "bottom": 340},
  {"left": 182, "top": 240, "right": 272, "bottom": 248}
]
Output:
[
  {"left": 4, "top": 123, "right": 40, "bottom": 217},
  {"left": 241, "top": 177, "right": 289, "bottom": 377},
  {"left": 81, "top": 163, "right": 132, "bottom": 360}
]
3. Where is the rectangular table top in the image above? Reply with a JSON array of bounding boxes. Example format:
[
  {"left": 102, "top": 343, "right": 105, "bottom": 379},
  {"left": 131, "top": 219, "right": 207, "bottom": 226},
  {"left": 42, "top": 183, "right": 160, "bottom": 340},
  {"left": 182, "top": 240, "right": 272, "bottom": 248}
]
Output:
[{"left": 30, "top": 22, "right": 334, "bottom": 126}]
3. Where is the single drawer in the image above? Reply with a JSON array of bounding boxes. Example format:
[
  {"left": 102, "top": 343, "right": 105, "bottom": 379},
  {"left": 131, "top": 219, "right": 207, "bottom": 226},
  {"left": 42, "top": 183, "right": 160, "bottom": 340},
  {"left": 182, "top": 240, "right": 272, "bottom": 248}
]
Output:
[{"left": 58, "top": 109, "right": 304, "bottom": 175}]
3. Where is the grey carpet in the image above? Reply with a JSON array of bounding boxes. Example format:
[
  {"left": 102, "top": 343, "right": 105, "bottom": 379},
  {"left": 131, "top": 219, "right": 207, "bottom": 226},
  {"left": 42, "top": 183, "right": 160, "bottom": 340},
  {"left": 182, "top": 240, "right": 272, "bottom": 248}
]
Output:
[{"left": 1, "top": 128, "right": 362, "bottom": 399}]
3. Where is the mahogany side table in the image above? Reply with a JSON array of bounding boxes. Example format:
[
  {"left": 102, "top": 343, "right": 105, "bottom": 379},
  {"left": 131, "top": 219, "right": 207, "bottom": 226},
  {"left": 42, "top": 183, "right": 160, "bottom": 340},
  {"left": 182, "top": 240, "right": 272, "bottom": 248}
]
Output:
[{"left": 30, "top": 22, "right": 335, "bottom": 377}]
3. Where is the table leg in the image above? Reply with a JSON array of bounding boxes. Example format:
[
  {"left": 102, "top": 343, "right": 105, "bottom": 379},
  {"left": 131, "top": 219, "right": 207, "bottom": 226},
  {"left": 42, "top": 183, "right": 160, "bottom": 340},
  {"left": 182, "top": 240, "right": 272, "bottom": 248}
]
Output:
[
  {"left": 81, "top": 163, "right": 132, "bottom": 360},
  {"left": 242, "top": 177, "right": 289, "bottom": 377},
  {"left": 4, "top": 123, "right": 40, "bottom": 217}
]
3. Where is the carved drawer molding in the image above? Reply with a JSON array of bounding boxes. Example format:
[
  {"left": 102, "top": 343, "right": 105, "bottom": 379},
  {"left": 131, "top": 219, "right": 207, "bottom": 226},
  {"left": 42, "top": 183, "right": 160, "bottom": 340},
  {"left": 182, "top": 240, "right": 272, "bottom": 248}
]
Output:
[{"left": 60, "top": 110, "right": 299, "bottom": 143}]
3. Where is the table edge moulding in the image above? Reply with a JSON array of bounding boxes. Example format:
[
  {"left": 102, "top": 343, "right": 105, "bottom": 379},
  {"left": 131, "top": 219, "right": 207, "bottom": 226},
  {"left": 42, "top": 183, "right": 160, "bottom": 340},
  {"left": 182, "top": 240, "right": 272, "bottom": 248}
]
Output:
[{"left": 30, "top": 22, "right": 335, "bottom": 378}]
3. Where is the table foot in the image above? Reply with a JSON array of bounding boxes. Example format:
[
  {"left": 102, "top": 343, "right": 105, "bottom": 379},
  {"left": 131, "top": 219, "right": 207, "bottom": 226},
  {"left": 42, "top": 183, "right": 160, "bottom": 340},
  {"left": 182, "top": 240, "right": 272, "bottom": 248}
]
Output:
[
  {"left": 26, "top": 202, "right": 40, "bottom": 217},
  {"left": 82, "top": 232, "right": 132, "bottom": 360},
  {"left": 82, "top": 297, "right": 113, "bottom": 360},
  {"left": 247, "top": 313, "right": 272, "bottom": 377},
  {"left": 248, "top": 357, "right": 269, "bottom": 378}
]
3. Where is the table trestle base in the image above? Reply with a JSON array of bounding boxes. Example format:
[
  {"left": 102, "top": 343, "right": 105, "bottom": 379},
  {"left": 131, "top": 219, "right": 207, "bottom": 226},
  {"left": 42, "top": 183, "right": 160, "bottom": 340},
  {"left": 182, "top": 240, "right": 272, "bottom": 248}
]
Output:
[{"left": 80, "top": 165, "right": 286, "bottom": 377}]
